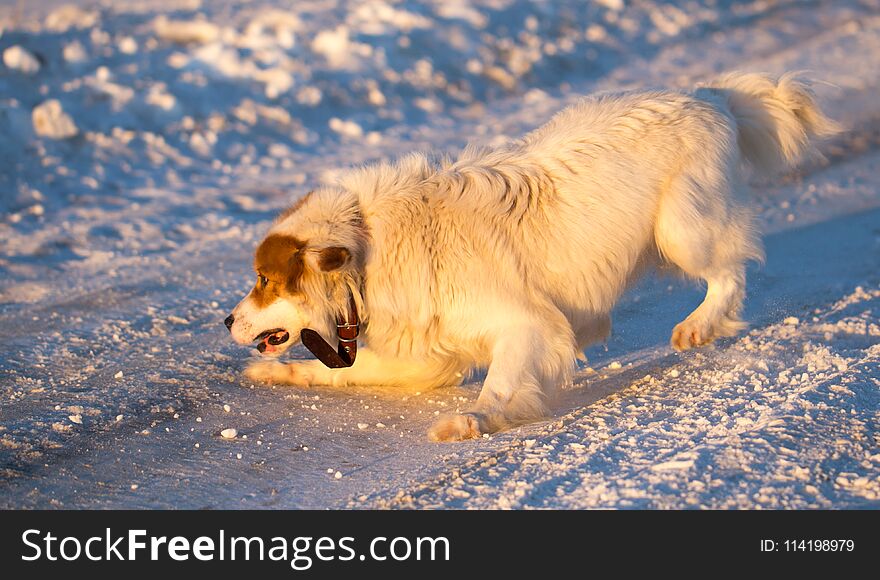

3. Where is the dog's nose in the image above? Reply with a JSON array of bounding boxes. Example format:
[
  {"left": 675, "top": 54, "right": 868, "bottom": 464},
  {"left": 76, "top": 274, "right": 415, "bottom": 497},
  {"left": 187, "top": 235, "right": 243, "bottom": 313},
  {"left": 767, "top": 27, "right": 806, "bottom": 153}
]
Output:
[{"left": 224, "top": 314, "right": 235, "bottom": 331}]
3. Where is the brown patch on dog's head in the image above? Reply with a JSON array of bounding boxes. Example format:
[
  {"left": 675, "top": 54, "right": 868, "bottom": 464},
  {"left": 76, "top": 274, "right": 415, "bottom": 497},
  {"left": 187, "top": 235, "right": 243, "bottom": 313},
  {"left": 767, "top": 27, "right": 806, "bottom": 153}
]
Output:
[{"left": 253, "top": 234, "right": 306, "bottom": 305}]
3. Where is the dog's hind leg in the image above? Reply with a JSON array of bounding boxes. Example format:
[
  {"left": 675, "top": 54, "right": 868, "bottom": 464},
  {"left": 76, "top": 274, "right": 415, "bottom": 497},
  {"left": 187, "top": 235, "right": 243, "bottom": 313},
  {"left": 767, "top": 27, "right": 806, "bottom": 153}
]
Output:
[
  {"left": 428, "top": 307, "right": 577, "bottom": 441},
  {"left": 655, "top": 173, "right": 763, "bottom": 351},
  {"left": 573, "top": 313, "right": 611, "bottom": 355}
]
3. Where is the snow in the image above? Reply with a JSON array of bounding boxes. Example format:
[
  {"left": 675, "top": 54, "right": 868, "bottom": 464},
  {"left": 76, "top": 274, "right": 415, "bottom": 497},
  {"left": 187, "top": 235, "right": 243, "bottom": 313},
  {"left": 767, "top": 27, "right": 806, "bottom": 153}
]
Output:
[
  {"left": 153, "top": 17, "right": 221, "bottom": 45},
  {"left": 44, "top": 5, "right": 99, "bottom": 33},
  {"left": 3, "top": 46, "right": 41, "bottom": 74},
  {"left": 328, "top": 117, "right": 364, "bottom": 139},
  {"left": 31, "top": 99, "right": 78, "bottom": 139},
  {"left": 0, "top": 0, "right": 878, "bottom": 509},
  {"left": 312, "top": 26, "right": 357, "bottom": 69}
]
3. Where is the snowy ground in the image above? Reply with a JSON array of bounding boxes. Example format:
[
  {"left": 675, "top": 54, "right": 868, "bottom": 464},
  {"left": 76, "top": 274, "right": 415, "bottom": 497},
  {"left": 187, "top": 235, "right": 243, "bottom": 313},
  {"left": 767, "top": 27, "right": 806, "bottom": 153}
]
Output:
[{"left": 0, "top": 0, "right": 878, "bottom": 509}]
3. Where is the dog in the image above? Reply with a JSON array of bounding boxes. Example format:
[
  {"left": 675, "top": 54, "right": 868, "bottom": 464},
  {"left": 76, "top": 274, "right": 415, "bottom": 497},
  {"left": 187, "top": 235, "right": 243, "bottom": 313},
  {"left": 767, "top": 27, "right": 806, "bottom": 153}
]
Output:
[{"left": 226, "top": 72, "right": 838, "bottom": 441}]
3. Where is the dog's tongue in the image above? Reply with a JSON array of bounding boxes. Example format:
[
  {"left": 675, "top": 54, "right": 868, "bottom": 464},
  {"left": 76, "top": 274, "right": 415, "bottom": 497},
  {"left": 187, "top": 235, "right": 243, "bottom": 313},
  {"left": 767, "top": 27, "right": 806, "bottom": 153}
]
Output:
[{"left": 257, "top": 330, "right": 289, "bottom": 353}]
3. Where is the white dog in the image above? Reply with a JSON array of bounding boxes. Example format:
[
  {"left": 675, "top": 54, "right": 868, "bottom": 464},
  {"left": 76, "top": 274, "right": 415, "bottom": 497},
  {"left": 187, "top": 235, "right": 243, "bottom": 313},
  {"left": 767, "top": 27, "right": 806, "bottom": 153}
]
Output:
[{"left": 226, "top": 72, "right": 837, "bottom": 441}]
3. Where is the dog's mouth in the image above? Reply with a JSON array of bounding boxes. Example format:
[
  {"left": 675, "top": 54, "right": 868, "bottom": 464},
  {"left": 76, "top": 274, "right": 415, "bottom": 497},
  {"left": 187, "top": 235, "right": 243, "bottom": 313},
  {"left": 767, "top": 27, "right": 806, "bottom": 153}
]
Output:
[{"left": 253, "top": 328, "right": 290, "bottom": 354}]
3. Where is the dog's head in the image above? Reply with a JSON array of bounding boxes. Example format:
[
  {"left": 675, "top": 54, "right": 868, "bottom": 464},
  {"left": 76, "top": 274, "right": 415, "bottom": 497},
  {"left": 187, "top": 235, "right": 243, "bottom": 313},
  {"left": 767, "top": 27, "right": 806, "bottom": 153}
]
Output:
[{"left": 225, "top": 188, "right": 364, "bottom": 356}]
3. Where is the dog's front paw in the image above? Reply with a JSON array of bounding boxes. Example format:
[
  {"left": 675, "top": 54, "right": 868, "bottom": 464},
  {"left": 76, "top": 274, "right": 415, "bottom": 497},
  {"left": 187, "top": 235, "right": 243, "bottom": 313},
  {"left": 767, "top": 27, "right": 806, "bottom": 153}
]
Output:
[
  {"left": 244, "top": 360, "right": 311, "bottom": 386},
  {"left": 428, "top": 413, "right": 482, "bottom": 442}
]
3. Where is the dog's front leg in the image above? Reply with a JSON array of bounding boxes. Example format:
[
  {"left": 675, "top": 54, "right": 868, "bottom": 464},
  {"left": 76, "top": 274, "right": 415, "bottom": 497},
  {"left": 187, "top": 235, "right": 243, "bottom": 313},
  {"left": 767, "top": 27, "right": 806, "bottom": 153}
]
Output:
[
  {"left": 429, "top": 319, "right": 576, "bottom": 441},
  {"left": 244, "top": 348, "right": 460, "bottom": 389},
  {"left": 244, "top": 357, "right": 325, "bottom": 387}
]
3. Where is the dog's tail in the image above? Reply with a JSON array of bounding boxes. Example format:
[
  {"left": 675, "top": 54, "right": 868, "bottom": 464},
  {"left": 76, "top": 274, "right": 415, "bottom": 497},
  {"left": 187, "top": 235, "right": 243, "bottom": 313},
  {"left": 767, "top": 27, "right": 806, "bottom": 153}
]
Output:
[{"left": 700, "top": 71, "right": 841, "bottom": 175}]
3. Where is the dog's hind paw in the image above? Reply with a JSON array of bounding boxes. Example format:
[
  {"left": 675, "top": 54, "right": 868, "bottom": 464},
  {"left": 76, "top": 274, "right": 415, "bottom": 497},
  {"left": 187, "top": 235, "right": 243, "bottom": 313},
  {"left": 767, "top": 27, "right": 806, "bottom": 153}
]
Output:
[
  {"left": 671, "top": 319, "right": 713, "bottom": 351},
  {"left": 244, "top": 360, "right": 311, "bottom": 386},
  {"left": 428, "top": 413, "right": 482, "bottom": 442},
  {"left": 671, "top": 314, "right": 745, "bottom": 351}
]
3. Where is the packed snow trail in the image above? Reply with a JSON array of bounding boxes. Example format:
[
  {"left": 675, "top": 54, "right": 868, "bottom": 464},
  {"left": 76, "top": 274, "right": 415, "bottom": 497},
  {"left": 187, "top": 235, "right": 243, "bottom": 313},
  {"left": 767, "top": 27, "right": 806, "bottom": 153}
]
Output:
[{"left": 1, "top": 1, "right": 879, "bottom": 508}]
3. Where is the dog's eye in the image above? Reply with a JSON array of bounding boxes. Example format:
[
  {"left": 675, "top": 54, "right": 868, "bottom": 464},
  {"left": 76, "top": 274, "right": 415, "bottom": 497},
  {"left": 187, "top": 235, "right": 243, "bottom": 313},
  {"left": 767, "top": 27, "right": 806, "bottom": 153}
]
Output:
[{"left": 258, "top": 275, "right": 269, "bottom": 288}]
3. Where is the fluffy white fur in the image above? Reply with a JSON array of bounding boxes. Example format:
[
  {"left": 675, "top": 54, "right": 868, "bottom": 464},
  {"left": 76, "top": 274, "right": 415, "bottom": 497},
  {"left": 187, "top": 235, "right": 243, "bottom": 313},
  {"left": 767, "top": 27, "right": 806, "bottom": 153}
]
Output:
[{"left": 229, "top": 72, "right": 838, "bottom": 441}]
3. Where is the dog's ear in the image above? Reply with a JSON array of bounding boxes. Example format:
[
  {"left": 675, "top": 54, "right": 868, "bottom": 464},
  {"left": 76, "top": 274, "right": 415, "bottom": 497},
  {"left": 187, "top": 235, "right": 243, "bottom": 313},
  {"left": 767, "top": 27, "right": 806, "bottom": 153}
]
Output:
[{"left": 311, "top": 246, "right": 351, "bottom": 272}]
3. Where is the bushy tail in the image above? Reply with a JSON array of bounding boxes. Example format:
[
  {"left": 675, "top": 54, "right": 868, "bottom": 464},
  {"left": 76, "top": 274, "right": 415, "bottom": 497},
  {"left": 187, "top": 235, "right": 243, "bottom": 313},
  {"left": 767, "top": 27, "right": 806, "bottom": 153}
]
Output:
[{"left": 701, "top": 72, "right": 841, "bottom": 175}]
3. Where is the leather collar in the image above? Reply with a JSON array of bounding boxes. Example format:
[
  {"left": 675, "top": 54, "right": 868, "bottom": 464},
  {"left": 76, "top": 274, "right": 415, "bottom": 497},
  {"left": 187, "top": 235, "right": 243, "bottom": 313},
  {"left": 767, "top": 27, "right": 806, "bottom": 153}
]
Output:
[{"left": 300, "top": 291, "right": 359, "bottom": 368}]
